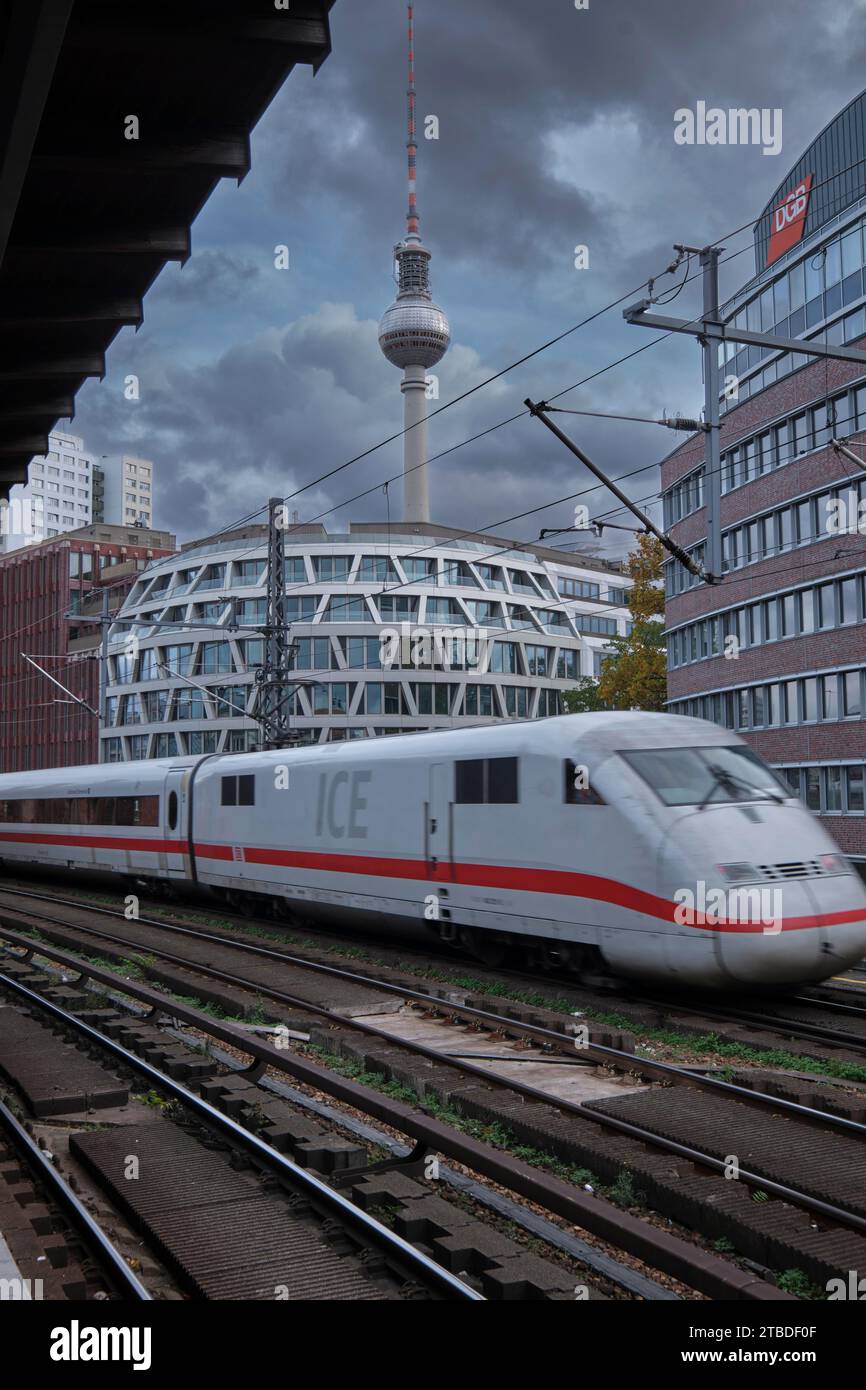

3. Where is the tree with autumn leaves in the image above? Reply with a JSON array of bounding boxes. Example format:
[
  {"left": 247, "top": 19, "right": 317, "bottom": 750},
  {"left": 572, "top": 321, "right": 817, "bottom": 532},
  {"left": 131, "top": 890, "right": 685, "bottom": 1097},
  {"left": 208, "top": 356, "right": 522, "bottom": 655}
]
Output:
[{"left": 563, "top": 532, "right": 666, "bottom": 713}]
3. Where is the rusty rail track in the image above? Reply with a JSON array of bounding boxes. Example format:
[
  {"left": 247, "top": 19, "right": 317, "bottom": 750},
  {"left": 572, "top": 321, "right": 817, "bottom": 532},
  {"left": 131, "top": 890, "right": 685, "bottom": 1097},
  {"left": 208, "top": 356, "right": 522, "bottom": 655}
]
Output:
[{"left": 0, "top": 914, "right": 803, "bottom": 1300}]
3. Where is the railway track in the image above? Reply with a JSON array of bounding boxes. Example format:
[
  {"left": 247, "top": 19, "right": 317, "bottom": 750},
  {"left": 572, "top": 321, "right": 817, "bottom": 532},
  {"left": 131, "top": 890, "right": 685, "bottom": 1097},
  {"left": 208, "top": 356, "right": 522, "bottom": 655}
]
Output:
[
  {"left": 3, "top": 883, "right": 866, "bottom": 1296},
  {"left": 0, "top": 947, "right": 687, "bottom": 1303},
  {"left": 0, "top": 969, "right": 486, "bottom": 1302},
  {"left": 4, "top": 877, "right": 866, "bottom": 1064},
  {"left": 0, "top": 883, "right": 863, "bottom": 1131},
  {"left": 0, "top": 949, "right": 762, "bottom": 1302},
  {"left": 0, "top": 1092, "right": 151, "bottom": 1301}
]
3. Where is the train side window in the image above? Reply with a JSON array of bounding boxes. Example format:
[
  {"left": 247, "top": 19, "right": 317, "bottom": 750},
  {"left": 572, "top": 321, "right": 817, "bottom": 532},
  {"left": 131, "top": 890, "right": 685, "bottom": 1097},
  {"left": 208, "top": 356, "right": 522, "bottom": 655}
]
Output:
[
  {"left": 221, "top": 775, "right": 255, "bottom": 807},
  {"left": 455, "top": 759, "right": 484, "bottom": 804},
  {"left": 0, "top": 795, "right": 158, "bottom": 825},
  {"left": 221, "top": 777, "right": 237, "bottom": 807},
  {"left": 564, "top": 760, "right": 605, "bottom": 805},
  {"left": 487, "top": 757, "right": 518, "bottom": 804},
  {"left": 167, "top": 791, "right": 178, "bottom": 830},
  {"left": 456, "top": 757, "right": 518, "bottom": 805}
]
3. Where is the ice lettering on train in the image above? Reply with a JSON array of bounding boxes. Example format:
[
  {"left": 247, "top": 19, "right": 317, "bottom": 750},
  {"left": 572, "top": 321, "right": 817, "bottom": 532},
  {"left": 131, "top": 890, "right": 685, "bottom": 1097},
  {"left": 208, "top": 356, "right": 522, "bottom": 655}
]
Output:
[{"left": 314, "top": 771, "right": 372, "bottom": 839}]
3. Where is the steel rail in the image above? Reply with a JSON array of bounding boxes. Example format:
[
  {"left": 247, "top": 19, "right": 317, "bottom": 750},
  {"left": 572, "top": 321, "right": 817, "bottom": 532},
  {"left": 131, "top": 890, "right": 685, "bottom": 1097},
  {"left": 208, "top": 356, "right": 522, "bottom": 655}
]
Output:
[
  {"left": 2, "top": 910, "right": 866, "bottom": 1246},
  {"left": 2, "top": 887, "right": 866, "bottom": 1142},
  {"left": 0, "top": 967, "right": 482, "bottom": 1302},
  {"left": 0, "top": 1095, "right": 151, "bottom": 1300},
  {"left": 0, "top": 932, "right": 790, "bottom": 1300},
  {"left": 6, "top": 882, "right": 866, "bottom": 1055}
]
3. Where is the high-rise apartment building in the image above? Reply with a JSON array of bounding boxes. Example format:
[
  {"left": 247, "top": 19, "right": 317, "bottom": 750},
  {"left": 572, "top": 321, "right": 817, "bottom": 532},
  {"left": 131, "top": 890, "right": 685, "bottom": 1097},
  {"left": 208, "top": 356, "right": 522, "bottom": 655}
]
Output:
[
  {"left": 0, "top": 430, "right": 93, "bottom": 553},
  {"left": 93, "top": 455, "right": 155, "bottom": 528}
]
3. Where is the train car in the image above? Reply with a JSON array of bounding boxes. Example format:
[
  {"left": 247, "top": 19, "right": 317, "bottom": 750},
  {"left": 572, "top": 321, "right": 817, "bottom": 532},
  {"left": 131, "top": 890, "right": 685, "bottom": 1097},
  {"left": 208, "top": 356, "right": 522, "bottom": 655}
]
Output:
[
  {"left": 1, "top": 712, "right": 866, "bottom": 989},
  {"left": 0, "top": 757, "right": 200, "bottom": 877}
]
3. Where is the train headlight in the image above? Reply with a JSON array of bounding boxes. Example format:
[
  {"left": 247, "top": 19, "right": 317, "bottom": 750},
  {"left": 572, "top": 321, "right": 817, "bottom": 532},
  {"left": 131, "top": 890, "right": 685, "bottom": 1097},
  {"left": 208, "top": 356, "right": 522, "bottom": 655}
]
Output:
[
  {"left": 717, "top": 862, "right": 760, "bottom": 883},
  {"left": 819, "top": 853, "right": 847, "bottom": 874}
]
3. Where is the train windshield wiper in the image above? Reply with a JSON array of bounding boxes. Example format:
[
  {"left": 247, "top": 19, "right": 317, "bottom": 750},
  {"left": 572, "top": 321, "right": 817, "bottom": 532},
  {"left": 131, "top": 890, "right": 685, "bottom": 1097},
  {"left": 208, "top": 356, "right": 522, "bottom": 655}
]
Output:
[{"left": 698, "top": 763, "right": 783, "bottom": 812}]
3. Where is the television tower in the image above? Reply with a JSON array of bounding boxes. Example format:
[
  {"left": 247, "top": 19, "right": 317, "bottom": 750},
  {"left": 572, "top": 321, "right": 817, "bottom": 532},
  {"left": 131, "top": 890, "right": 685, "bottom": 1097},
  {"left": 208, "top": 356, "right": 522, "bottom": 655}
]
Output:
[{"left": 378, "top": 4, "right": 450, "bottom": 524}]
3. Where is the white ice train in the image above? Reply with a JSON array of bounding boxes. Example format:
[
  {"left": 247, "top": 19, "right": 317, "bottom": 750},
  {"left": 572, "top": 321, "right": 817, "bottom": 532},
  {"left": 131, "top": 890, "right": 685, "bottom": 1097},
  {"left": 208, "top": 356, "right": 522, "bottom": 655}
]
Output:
[{"left": 1, "top": 712, "right": 865, "bottom": 990}]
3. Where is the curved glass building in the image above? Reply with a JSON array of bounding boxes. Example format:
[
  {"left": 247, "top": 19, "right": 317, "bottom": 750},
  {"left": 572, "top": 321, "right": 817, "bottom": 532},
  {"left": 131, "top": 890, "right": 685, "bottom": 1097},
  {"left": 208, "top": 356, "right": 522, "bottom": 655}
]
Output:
[{"left": 100, "top": 522, "right": 631, "bottom": 759}]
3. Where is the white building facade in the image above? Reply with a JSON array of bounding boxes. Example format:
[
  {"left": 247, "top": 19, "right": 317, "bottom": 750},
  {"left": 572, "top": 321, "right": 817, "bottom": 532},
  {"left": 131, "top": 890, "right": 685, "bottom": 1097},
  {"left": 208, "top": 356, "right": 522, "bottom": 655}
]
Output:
[
  {"left": 93, "top": 455, "right": 155, "bottom": 528},
  {"left": 0, "top": 430, "right": 93, "bottom": 553},
  {"left": 100, "top": 523, "right": 632, "bottom": 761}
]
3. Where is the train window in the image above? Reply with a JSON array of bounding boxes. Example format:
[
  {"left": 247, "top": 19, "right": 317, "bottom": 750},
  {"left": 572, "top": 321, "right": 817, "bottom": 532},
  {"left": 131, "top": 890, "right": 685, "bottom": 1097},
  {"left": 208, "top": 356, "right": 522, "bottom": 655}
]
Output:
[
  {"left": 221, "top": 775, "right": 255, "bottom": 808},
  {"left": 564, "top": 761, "right": 605, "bottom": 805},
  {"left": 455, "top": 759, "right": 484, "bottom": 804},
  {"left": 0, "top": 796, "right": 158, "bottom": 826},
  {"left": 487, "top": 757, "right": 517, "bottom": 804},
  {"left": 621, "top": 746, "right": 790, "bottom": 807},
  {"left": 168, "top": 791, "right": 178, "bottom": 830},
  {"left": 455, "top": 757, "right": 518, "bottom": 805}
]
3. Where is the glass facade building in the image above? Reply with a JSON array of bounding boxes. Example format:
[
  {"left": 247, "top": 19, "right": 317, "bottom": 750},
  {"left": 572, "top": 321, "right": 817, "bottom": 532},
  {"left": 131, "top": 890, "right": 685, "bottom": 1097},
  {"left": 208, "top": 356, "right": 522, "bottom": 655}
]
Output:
[
  {"left": 662, "top": 90, "right": 866, "bottom": 869},
  {"left": 101, "top": 523, "right": 631, "bottom": 759}
]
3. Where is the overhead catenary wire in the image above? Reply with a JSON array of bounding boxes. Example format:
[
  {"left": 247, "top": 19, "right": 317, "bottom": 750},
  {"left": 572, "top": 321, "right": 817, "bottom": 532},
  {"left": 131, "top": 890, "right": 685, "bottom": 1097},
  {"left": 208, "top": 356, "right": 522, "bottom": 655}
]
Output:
[
  {"left": 197, "top": 150, "right": 866, "bottom": 549},
  {"left": 180, "top": 231, "right": 762, "bottom": 563},
  {"left": 6, "top": 395, "right": 864, "bottom": 708},
  {"left": 84, "top": 410, "right": 866, "bottom": 699},
  {"left": 9, "top": 163, "right": 866, "bottom": 732}
]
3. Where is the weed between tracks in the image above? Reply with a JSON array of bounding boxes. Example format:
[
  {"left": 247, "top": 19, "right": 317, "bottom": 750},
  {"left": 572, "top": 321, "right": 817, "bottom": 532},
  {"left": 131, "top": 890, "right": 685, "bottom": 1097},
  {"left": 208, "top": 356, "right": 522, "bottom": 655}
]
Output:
[
  {"left": 300, "top": 1040, "right": 642, "bottom": 1201},
  {"left": 132, "top": 1089, "right": 179, "bottom": 1115},
  {"left": 298, "top": 1041, "right": 838, "bottom": 1297},
  {"left": 777, "top": 1269, "right": 824, "bottom": 1299}
]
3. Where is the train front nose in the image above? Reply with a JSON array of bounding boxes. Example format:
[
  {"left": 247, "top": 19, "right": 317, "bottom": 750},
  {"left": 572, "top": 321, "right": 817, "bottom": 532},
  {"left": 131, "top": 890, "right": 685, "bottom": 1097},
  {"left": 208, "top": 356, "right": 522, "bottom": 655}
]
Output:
[
  {"left": 709, "top": 872, "right": 866, "bottom": 985},
  {"left": 659, "top": 807, "right": 866, "bottom": 986},
  {"left": 711, "top": 878, "right": 833, "bottom": 986}
]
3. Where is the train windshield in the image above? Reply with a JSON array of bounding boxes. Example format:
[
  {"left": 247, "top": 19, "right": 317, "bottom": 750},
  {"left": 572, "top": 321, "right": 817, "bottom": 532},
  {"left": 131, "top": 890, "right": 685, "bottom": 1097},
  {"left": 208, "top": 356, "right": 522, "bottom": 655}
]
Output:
[{"left": 620, "top": 745, "right": 792, "bottom": 808}]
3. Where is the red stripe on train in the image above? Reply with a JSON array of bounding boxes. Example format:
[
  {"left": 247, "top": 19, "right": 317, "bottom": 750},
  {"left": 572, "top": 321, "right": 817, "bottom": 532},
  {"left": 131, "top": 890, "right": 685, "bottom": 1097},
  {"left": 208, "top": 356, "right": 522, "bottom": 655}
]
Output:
[
  {"left": 1, "top": 829, "right": 863, "bottom": 935},
  {"left": 0, "top": 830, "right": 179, "bottom": 854},
  {"left": 197, "top": 843, "right": 866, "bottom": 933}
]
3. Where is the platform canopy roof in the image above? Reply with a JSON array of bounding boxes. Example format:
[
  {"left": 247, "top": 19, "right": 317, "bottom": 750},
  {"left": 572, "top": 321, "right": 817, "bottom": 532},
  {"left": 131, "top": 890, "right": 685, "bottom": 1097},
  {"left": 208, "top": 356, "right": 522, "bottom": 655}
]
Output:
[{"left": 0, "top": 0, "right": 336, "bottom": 497}]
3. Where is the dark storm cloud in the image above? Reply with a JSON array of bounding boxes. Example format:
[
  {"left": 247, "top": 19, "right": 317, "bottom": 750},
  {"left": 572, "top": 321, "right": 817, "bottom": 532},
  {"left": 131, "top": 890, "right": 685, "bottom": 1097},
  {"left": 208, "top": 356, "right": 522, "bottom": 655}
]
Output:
[
  {"left": 267, "top": 0, "right": 866, "bottom": 282},
  {"left": 67, "top": 0, "right": 866, "bottom": 557},
  {"left": 149, "top": 250, "right": 262, "bottom": 305}
]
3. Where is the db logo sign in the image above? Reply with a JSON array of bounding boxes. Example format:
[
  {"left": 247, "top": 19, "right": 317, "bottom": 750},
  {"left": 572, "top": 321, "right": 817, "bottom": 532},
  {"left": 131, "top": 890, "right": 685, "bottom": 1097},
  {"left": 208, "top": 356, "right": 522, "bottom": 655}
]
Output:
[{"left": 767, "top": 174, "right": 813, "bottom": 266}]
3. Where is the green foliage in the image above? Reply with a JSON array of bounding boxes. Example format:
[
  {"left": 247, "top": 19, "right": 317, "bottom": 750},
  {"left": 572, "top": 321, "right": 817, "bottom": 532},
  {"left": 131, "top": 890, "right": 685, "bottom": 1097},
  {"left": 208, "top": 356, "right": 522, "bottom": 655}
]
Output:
[
  {"left": 132, "top": 1089, "right": 177, "bottom": 1113},
  {"left": 562, "top": 677, "right": 609, "bottom": 713},
  {"left": 777, "top": 1268, "right": 823, "bottom": 1299},
  {"left": 596, "top": 533, "right": 667, "bottom": 712},
  {"left": 608, "top": 1168, "right": 645, "bottom": 1208}
]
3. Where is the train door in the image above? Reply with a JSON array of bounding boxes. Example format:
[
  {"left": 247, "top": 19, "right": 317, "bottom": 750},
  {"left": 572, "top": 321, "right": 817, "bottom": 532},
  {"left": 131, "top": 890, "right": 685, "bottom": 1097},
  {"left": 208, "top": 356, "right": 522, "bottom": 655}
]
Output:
[
  {"left": 162, "top": 767, "right": 192, "bottom": 879},
  {"left": 427, "top": 762, "right": 452, "bottom": 878}
]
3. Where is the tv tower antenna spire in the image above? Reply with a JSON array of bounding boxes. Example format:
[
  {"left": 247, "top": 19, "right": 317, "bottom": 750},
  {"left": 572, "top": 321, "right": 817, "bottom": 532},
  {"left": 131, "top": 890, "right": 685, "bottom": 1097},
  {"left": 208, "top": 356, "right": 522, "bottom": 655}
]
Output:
[
  {"left": 407, "top": 2, "right": 419, "bottom": 240},
  {"left": 378, "top": 3, "right": 450, "bottom": 525}
]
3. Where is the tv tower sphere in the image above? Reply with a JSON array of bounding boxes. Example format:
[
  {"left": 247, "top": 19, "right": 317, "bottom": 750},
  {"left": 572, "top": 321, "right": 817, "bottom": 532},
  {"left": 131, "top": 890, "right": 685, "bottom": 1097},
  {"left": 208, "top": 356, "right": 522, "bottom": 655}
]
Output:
[{"left": 378, "top": 268, "right": 451, "bottom": 370}]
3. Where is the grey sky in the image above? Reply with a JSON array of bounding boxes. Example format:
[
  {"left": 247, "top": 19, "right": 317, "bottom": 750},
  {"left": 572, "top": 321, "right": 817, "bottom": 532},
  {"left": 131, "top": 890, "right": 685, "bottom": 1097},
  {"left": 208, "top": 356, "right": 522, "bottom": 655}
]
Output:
[{"left": 69, "top": 0, "right": 866, "bottom": 559}]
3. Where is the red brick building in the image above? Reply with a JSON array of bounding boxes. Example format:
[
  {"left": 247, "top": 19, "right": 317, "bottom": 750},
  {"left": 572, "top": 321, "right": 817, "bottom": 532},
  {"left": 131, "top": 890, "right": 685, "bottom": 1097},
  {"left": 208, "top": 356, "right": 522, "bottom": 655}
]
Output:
[
  {"left": 662, "top": 93, "right": 866, "bottom": 871},
  {"left": 0, "top": 525, "right": 175, "bottom": 771}
]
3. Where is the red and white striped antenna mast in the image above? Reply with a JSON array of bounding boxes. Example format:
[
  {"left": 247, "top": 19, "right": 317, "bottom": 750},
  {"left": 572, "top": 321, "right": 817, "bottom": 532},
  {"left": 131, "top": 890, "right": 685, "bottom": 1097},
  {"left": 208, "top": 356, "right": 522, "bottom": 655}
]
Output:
[{"left": 407, "top": 3, "right": 419, "bottom": 240}]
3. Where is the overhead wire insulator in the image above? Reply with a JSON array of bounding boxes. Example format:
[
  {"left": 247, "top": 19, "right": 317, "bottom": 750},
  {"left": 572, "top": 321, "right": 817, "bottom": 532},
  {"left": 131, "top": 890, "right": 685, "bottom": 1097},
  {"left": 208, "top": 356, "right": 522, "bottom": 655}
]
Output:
[{"left": 660, "top": 416, "right": 709, "bottom": 433}]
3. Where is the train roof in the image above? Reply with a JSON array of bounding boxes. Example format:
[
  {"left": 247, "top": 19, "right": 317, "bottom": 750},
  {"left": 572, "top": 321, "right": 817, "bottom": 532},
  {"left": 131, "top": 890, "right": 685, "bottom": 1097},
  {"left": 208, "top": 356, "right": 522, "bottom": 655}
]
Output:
[
  {"left": 0, "top": 757, "right": 201, "bottom": 795},
  {"left": 0, "top": 714, "right": 743, "bottom": 792},
  {"left": 192, "top": 712, "right": 741, "bottom": 778}
]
